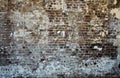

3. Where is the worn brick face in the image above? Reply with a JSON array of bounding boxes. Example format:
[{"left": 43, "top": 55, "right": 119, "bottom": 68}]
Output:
[{"left": 0, "top": 0, "right": 120, "bottom": 77}]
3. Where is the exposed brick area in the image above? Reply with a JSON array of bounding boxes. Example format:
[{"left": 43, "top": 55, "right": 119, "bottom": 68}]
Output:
[{"left": 0, "top": 0, "right": 120, "bottom": 77}]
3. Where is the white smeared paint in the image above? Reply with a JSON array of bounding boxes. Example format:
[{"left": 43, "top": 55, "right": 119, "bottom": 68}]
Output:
[{"left": 93, "top": 46, "right": 102, "bottom": 51}]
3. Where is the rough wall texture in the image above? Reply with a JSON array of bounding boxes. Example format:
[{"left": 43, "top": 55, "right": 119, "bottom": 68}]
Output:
[{"left": 0, "top": 0, "right": 120, "bottom": 77}]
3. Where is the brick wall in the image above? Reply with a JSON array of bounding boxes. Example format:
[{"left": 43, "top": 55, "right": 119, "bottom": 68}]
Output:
[{"left": 0, "top": 0, "right": 120, "bottom": 77}]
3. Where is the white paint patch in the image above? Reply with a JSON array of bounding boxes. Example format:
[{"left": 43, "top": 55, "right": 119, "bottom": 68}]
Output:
[{"left": 93, "top": 46, "right": 102, "bottom": 51}]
